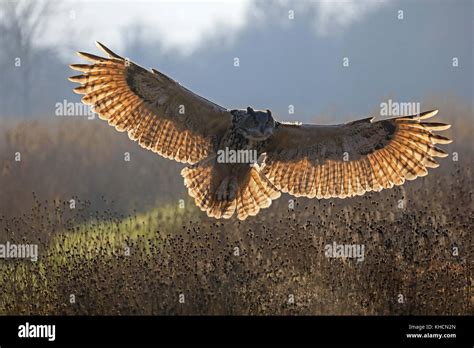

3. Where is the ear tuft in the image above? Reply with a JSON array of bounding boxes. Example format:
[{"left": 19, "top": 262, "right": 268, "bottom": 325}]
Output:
[
  {"left": 247, "top": 106, "right": 254, "bottom": 114},
  {"left": 266, "top": 109, "right": 272, "bottom": 116}
]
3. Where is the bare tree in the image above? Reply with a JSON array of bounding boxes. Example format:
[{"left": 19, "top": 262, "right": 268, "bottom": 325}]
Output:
[{"left": 0, "top": 0, "right": 53, "bottom": 117}]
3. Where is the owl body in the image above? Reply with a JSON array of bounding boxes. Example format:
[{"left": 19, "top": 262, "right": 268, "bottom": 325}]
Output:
[{"left": 212, "top": 114, "right": 270, "bottom": 203}]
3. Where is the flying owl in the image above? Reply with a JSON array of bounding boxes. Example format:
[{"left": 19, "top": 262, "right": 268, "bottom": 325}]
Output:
[{"left": 69, "top": 42, "right": 452, "bottom": 220}]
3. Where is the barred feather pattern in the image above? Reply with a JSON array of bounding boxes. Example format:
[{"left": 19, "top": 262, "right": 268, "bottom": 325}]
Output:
[
  {"left": 69, "top": 42, "right": 231, "bottom": 164},
  {"left": 182, "top": 164, "right": 281, "bottom": 220},
  {"left": 262, "top": 110, "right": 452, "bottom": 199}
]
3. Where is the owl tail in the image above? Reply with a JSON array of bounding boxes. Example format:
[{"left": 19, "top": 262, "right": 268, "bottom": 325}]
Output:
[{"left": 181, "top": 163, "right": 281, "bottom": 220}]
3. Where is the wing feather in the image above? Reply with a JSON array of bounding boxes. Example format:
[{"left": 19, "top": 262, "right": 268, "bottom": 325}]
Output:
[
  {"left": 69, "top": 42, "right": 232, "bottom": 164},
  {"left": 262, "top": 111, "right": 452, "bottom": 198}
]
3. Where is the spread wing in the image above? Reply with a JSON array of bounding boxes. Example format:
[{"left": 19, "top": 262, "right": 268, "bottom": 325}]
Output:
[
  {"left": 69, "top": 42, "right": 232, "bottom": 164},
  {"left": 261, "top": 110, "right": 452, "bottom": 198}
]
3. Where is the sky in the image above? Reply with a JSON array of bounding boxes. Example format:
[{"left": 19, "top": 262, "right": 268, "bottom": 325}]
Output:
[
  {"left": 42, "top": 0, "right": 252, "bottom": 55},
  {"left": 41, "top": 0, "right": 389, "bottom": 56},
  {"left": 0, "top": 0, "right": 472, "bottom": 120}
]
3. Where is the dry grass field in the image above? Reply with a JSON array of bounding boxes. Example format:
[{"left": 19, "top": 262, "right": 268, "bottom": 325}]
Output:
[{"left": 0, "top": 96, "right": 472, "bottom": 315}]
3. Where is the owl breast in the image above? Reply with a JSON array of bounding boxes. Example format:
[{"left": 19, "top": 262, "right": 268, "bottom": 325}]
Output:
[
  {"left": 217, "top": 127, "right": 264, "bottom": 167},
  {"left": 218, "top": 127, "right": 266, "bottom": 161}
]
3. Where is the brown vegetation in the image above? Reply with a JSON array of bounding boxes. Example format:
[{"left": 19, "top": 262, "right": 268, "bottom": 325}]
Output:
[{"left": 0, "top": 96, "right": 472, "bottom": 315}]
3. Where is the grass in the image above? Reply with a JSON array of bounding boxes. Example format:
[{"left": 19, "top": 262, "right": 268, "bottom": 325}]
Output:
[
  {"left": 0, "top": 171, "right": 471, "bottom": 315},
  {"left": 50, "top": 204, "right": 190, "bottom": 259},
  {"left": 0, "top": 202, "right": 197, "bottom": 314}
]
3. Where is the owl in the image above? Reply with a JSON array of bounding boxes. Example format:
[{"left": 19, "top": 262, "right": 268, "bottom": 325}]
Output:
[{"left": 69, "top": 42, "right": 452, "bottom": 220}]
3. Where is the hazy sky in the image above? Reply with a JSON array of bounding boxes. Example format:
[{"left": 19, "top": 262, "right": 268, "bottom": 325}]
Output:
[
  {"left": 1, "top": 0, "right": 471, "bottom": 120},
  {"left": 42, "top": 0, "right": 389, "bottom": 56},
  {"left": 42, "top": 0, "right": 251, "bottom": 55}
]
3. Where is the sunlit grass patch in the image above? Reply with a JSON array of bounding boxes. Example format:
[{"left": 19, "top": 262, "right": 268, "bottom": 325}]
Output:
[
  {"left": 0, "top": 203, "right": 199, "bottom": 314},
  {"left": 50, "top": 203, "right": 194, "bottom": 259}
]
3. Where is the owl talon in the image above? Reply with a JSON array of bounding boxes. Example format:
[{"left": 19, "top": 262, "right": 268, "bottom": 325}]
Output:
[
  {"left": 228, "top": 177, "right": 238, "bottom": 201},
  {"left": 216, "top": 176, "right": 238, "bottom": 201},
  {"left": 216, "top": 177, "right": 229, "bottom": 201}
]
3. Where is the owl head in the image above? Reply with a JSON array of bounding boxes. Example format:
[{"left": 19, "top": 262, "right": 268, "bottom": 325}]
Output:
[{"left": 232, "top": 106, "right": 275, "bottom": 141}]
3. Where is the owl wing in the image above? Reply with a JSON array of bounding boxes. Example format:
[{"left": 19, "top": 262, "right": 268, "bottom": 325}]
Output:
[
  {"left": 69, "top": 42, "right": 232, "bottom": 164},
  {"left": 261, "top": 110, "right": 452, "bottom": 198}
]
